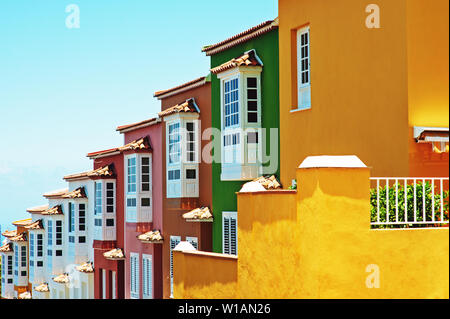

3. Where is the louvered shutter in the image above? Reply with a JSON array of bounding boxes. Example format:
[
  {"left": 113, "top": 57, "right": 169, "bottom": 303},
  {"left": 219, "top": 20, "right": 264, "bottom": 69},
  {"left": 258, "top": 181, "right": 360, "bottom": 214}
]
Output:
[
  {"left": 230, "top": 217, "right": 237, "bottom": 255},
  {"left": 170, "top": 236, "right": 181, "bottom": 297},
  {"left": 186, "top": 237, "right": 198, "bottom": 250},
  {"left": 223, "top": 217, "right": 230, "bottom": 254},
  {"left": 223, "top": 212, "right": 238, "bottom": 255}
]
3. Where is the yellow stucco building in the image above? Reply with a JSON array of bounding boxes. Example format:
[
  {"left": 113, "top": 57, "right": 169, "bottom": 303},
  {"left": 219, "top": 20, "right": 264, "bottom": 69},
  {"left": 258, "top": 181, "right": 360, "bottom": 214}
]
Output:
[
  {"left": 279, "top": 0, "right": 448, "bottom": 185},
  {"left": 172, "top": 0, "right": 449, "bottom": 299}
]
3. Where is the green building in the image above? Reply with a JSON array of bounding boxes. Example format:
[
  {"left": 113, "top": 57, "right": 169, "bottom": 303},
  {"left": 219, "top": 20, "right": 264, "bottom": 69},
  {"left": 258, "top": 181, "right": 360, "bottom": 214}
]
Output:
[{"left": 203, "top": 18, "right": 280, "bottom": 253}]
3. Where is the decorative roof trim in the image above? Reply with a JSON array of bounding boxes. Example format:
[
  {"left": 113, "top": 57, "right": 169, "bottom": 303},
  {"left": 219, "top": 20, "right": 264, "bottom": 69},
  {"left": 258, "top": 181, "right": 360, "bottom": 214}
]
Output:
[
  {"left": 87, "top": 137, "right": 151, "bottom": 159},
  {"left": 25, "top": 219, "right": 44, "bottom": 231},
  {"left": 26, "top": 205, "right": 49, "bottom": 214},
  {"left": 43, "top": 188, "right": 69, "bottom": 199},
  {"left": 154, "top": 76, "right": 208, "bottom": 100},
  {"left": 103, "top": 248, "right": 125, "bottom": 260},
  {"left": 62, "top": 187, "right": 87, "bottom": 199},
  {"left": 0, "top": 243, "right": 13, "bottom": 253},
  {"left": 2, "top": 230, "right": 17, "bottom": 238},
  {"left": 41, "top": 205, "right": 64, "bottom": 216},
  {"left": 116, "top": 117, "right": 161, "bottom": 134},
  {"left": 53, "top": 274, "right": 69, "bottom": 284},
  {"left": 182, "top": 207, "right": 213, "bottom": 222},
  {"left": 34, "top": 283, "right": 50, "bottom": 293},
  {"left": 211, "top": 49, "right": 263, "bottom": 75},
  {"left": 158, "top": 98, "right": 200, "bottom": 118},
  {"left": 76, "top": 262, "right": 94, "bottom": 273},
  {"left": 12, "top": 218, "right": 33, "bottom": 227},
  {"left": 10, "top": 232, "right": 27, "bottom": 242},
  {"left": 64, "top": 164, "right": 116, "bottom": 181},
  {"left": 137, "top": 230, "right": 164, "bottom": 244},
  {"left": 202, "top": 18, "right": 278, "bottom": 56}
]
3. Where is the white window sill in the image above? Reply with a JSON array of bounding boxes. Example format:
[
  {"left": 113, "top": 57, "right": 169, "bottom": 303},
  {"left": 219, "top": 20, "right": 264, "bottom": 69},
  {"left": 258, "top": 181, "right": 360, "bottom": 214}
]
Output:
[{"left": 290, "top": 107, "right": 311, "bottom": 113}]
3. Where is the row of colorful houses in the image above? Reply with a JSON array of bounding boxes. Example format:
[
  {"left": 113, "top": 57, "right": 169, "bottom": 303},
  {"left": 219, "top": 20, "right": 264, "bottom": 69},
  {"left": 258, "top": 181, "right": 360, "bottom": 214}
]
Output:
[{"left": 1, "top": 0, "right": 449, "bottom": 300}]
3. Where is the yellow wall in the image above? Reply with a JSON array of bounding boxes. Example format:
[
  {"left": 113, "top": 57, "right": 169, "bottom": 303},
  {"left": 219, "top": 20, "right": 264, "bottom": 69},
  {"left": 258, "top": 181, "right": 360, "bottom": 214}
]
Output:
[
  {"left": 173, "top": 250, "right": 238, "bottom": 299},
  {"left": 278, "top": 0, "right": 449, "bottom": 185},
  {"left": 174, "top": 162, "right": 449, "bottom": 299},
  {"left": 406, "top": 0, "right": 449, "bottom": 128}
]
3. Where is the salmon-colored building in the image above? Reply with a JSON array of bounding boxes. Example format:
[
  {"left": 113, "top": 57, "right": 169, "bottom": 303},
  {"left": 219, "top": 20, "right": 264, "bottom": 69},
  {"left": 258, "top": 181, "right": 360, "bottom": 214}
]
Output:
[{"left": 154, "top": 76, "right": 213, "bottom": 298}]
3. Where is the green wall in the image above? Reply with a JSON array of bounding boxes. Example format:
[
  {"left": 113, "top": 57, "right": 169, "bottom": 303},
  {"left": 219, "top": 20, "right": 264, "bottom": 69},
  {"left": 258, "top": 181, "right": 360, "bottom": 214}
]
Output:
[{"left": 209, "top": 29, "right": 280, "bottom": 253}]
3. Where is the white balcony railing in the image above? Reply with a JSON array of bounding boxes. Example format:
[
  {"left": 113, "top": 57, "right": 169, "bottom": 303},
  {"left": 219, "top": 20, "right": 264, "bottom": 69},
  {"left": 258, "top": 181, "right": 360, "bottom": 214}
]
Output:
[{"left": 370, "top": 177, "right": 449, "bottom": 228}]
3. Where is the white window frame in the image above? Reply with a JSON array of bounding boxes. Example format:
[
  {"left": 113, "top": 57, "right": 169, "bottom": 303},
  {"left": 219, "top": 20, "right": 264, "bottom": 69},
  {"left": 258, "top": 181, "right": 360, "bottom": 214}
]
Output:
[
  {"left": 130, "top": 253, "right": 140, "bottom": 299},
  {"left": 296, "top": 26, "right": 311, "bottom": 110},
  {"left": 127, "top": 155, "right": 137, "bottom": 194},
  {"left": 222, "top": 212, "right": 238, "bottom": 256},
  {"left": 142, "top": 254, "right": 153, "bottom": 299},
  {"left": 168, "top": 121, "right": 181, "bottom": 165},
  {"left": 223, "top": 76, "right": 240, "bottom": 129},
  {"left": 112, "top": 271, "right": 117, "bottom": 299}
]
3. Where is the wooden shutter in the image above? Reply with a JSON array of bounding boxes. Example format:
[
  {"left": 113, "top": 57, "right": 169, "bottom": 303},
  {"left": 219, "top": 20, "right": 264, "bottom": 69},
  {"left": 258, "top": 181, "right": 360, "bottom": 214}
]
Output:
[{"left": 143, "top": 255, "right": 152, "bottom": 299}]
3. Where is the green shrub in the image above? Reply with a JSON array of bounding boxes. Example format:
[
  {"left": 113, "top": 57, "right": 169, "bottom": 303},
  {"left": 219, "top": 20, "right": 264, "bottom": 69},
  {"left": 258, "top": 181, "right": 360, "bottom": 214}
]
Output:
[{"left": 370, "top": 181, "right": 449, "bottom": 229}]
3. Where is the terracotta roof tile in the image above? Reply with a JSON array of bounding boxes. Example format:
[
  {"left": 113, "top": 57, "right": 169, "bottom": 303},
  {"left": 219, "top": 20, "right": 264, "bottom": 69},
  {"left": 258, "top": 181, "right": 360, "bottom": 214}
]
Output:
[
  {"left": 10, "top": 232, "right": 27, "bottom": 242},
  {"left": 182, "top": 207, "right": 213, "bottom": 222},
  {"left": 43, "top": 188, "right": 69, "bottom": 199},
  {"left": 62, "top": 187, "right": 87, "bottom": 199},
  {"left": 34, "top": 283, "right": 49, "bottom": 293},
  {"left": 26, "top": 205, "right": 49, "bottom": 214},
  {"left": 64, "top": 165, "right": 116, "bottom": 181},
  {"left": 76, "top": 262, "right": 94, "bottom": 273},
  {"left": 87, "top": 137, "right": 151, "bottom": 159},
  {"left": 41, "top": 205, "right": 63, "bottom": 216},
  {"left": 252, "top": 175, "right": 282, "bottom": 190},
  {"left": 158, "top": 98, "right": 200, "bottom": 118},
  {"left": 137, "top": 230, "right": 163, "bottom": 243},
  {"left": 18, "top": 292, "right": 31, "bottom": 299},
  {"left": 12, "top": 218, "right": 33, "bottom": 227},
  {"left": 25, "top": 220, "right": 44, "bottom": 231},
  {"left": 0, "top": 243, "right": 13, "bottom": 253},
  {"left": 211, "top": 50, "right": 263, "bottom": 74},
  {"left": 2, "top": 230, "right": 17, "bottom": 238},
  {"left": 103, "top": 248, "right": 125, "bottom": 260},
  {"left": 154, "top": 77, "right": 208, "bottom": 99},
  {"left": 203, "top": 18, "right": 278, "bottom": 56},
  {"left": 53, "top": 274, "right": 69, "bottom": 284},
  {"left": 116, "top": 117, "right": 160, "bottom": 133}
]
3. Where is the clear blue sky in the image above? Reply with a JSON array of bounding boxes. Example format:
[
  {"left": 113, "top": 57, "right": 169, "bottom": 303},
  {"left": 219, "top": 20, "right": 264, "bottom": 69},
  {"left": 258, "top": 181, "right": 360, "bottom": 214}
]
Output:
[{"left": 0, "top": 0, "right": 277, "bottom": 235}]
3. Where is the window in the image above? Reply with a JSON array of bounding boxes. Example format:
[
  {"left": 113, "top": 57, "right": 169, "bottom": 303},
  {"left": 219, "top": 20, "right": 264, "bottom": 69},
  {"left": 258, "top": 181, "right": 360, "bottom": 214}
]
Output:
[
  {"left": 21, "top": 271, "right": 27, "bottom": 277},
  {"left": 168, "top": 123, "right": 181, "bottom": 164},
  {"left": 106, "top": 183, "right": 115, "bottom": 213},
  {"left": 56, "top": 250, "right": 63, "bottom": 257},
  {"left": 37, "top": 261, "right": 43, "bottom": 267},
  {"left": 247, "top": 77, "right": 258, "bottom": 123},
  {"left": 170, "top": 236, "right": 181, "bottom": 297},
  {"left": 69, "top": 203, "right": 75, "bottom": 233},
  {"left": 14, "top": 246, "right": 18, "bottom": 278},
  {"left": 143, "top": 255, "right": 153, "bottom": 299},
  {"left": 186, "top": 169, "right": 196, "bottom": 180},
  {"left": 95, "top": 182, "right": 102, "bottom": 215},
  {"left": 106, "top": 219, "right": 114, "bottom": 227},
  {"left": 8, "top": 255, "right": 12, "bottom": 275},
  {"left": 112, "top": 271, "right": 117, "bottom": 299},
  {"left": 297, "top": 26, "right": 311, "bottom": 110},
  {"left": 78, "top": 236, "right": 86, "bottom": 243},
  {"left": 127, "top": 157, "right": 137, "bottom": 193},
  {"left": 127, "top": 198, "right": 137, "bottom": 208},
  {"left": 56, "top": 220, "right": 62, "bottom": 245},
  {"left": 141, "top": 157, "right": 150, "bottom": 192},
  {"left": 130, "top": 253, "right": 140, "bottom": 299},
  {"left": 94, "top": 219, "right": 102, "bottom": 227},
  {"left": 224, "top": 78, "right": 239, "bottom": 128},
  {"left": 37, "top": 234, "right": 43, "bottom": 257},
  {"left": 29, "top": 233, "right": 34, "bottom": 262},
  {"left": 186, "top": 122, "right": 196, "bottom": 162},
  {"left": 186, "top": 237, "right": 198, "bottom": 250},
  {"left": 79, "top": 204, "right": 86, "bottom": 231},
  {"left": 168, "top": 170, "right": 180, "bottom": 181},
  {"left": 21, "top": 246, "right": 27, "bottom": 267},
  {"left": 247, "top": 132, "right": 258, "bottom": 144},
  {"left": 141, "top": 198, "right": 151, "bottom": 207},
  {"left": 222, "top": 212, "right": 238, "bottom": 255},
  {"left": 47, "top": 220, "right": 53, "bottom": 248},
  {"left": 102, "top": 269, "right": 106, "bottom": 299}
]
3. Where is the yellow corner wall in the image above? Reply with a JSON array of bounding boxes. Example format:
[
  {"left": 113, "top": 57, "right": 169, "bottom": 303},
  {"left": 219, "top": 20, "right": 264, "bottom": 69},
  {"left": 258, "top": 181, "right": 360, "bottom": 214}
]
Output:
[
  {"left": 173, "top": 250, "right": 238, "bottom": 299},
  {"left": 174, "top": 165, "right": 449, "bottom": 299}
]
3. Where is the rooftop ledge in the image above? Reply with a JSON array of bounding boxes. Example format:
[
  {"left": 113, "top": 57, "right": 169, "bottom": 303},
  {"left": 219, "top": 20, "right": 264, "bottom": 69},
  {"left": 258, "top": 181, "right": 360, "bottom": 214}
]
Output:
[
  {"left": 237, "top": 189, "right": 297, "bottom": 195},
  {"left": 178, "top": 249, "right": 238, "bottom": 260},
  {"left": 299, "top": 155, "right": 368, "bottom": 169}
]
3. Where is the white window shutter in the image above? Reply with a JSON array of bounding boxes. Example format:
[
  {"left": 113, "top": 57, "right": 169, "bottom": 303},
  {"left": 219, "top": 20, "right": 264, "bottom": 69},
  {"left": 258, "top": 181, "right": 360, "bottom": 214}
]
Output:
[{"left": 223, "top": 212, "right": 238, "bottom": 255}]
